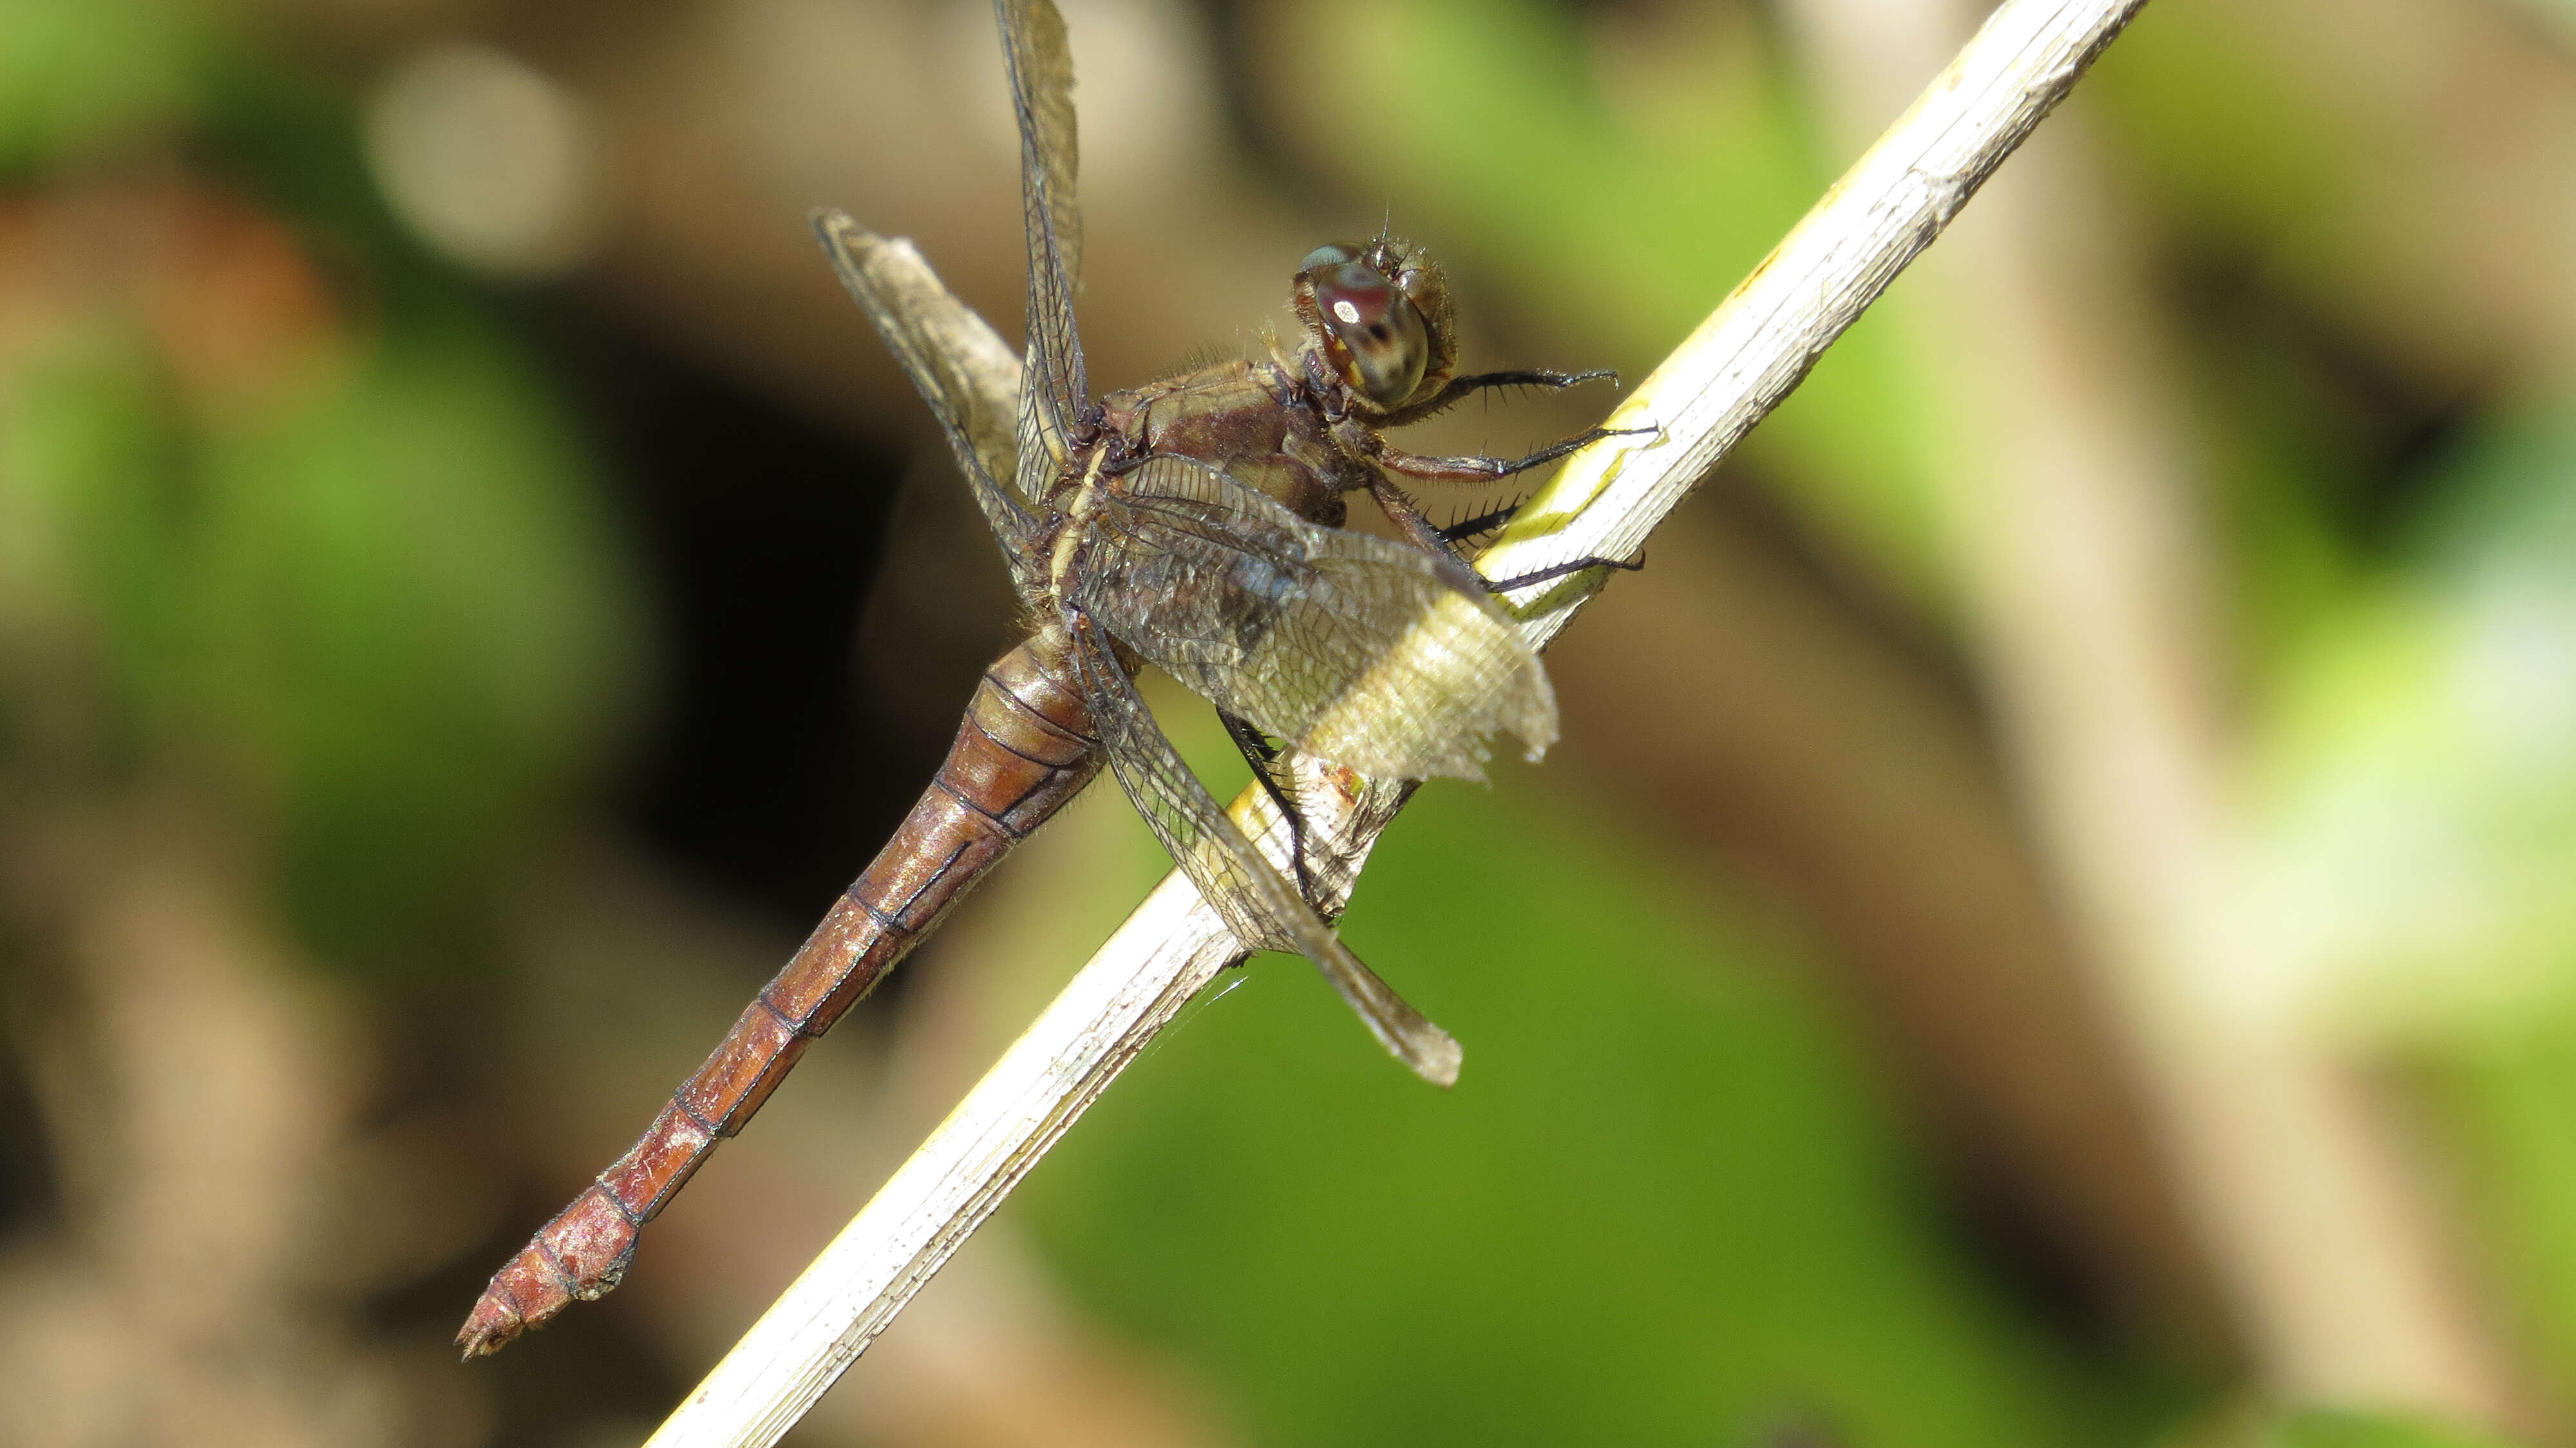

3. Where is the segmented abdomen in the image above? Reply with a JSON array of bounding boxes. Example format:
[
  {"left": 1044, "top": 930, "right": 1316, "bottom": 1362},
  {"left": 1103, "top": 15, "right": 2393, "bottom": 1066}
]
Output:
[{"left": 458, "top": 630, "right": 1097, "bottom": 1356}]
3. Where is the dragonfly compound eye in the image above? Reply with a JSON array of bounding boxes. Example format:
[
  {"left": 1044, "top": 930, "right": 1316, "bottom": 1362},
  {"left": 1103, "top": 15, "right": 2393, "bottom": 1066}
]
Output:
[{"left": 1307, "top": 257, "right": 1430, "bottom": 407}]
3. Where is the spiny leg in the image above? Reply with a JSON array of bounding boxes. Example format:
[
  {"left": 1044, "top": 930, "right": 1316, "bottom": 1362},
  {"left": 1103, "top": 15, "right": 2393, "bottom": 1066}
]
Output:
[
  {"left": 1486, "top": 554, "right": 1644, "bottom": 594},
  {"left": 1367, "top": 423, "right": 1660, "bottom": 488},
  {"left": 1368, "top": 475, "right": 1644, "bottom": 596},
  {"left": 1437, "top": 500, "right": 1521, "bottom": 545},
  {"left": 1363, "top": 475, "right": 1495, "bottom": 596},
  {"left": 1390, "top": 367, "right": 1618, "bottom": 426},
  {"left": 1219, "top": 708, "right": 1318, "bottom": 906}
]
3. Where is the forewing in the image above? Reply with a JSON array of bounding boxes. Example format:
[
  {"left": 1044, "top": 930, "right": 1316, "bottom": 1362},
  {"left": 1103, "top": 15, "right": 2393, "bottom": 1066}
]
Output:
[
  {"left": 1066, "top": 457, "right": 1558, "bottom": 781},
  {"left": 994, "top": 0, "right": 1086, "bottom": 505},
  {"left": 1062, "top": 613, "right": 1461, "bottom": 1085},
  {"left": 813, "top": 214, "right": 1041, "bottom": 595}
]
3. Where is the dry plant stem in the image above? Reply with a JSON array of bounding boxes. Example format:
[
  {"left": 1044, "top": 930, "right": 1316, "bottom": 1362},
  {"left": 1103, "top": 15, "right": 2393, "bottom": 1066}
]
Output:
[
  {"left": 1789, "top": 0, "right": 2525, "bottom": 1424},
  {"left": 647, "top": 1, "right": 2149, "bottom": 1442}
]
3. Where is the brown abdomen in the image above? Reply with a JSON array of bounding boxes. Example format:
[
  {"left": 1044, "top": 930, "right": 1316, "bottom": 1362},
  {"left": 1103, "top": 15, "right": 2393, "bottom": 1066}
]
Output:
[{"left": 457, "top": 631, "right": 1098, "bottom": 1357}]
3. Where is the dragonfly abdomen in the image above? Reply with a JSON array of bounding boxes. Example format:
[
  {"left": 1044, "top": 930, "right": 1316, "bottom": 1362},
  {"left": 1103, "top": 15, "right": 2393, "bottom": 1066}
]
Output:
[{"left": 457, "top": 633, "right": 1100, "bottom": 1357}]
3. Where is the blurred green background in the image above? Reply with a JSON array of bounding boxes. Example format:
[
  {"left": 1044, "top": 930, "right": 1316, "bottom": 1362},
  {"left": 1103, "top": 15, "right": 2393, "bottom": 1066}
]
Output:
[{"left": 3, "top": 0, "right": 2573, "bottom": 1445}]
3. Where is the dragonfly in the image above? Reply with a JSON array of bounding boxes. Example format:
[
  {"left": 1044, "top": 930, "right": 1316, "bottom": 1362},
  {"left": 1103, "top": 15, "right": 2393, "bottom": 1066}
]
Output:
[{"left": 458, "top": 0, "right": 1633, "bottom": 1357}]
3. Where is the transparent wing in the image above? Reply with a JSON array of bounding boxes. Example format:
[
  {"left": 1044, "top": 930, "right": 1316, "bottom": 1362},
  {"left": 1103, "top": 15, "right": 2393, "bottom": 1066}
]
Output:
[
  {"left": 812, "top": 213, "right": 1042, "bottom": 596},
  {"left": 1062, "top": 612, "right": 1461, "bottom": 1085},
  {"left": 1065, "top": 455, "right": 1558, "bottom": 781},
  {"left": 994, "top": 0, "right": 1086, "bottom": 505}
]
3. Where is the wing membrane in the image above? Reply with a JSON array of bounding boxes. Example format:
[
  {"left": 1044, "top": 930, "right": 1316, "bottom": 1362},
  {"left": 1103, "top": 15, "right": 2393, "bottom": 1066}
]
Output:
[
  {"left": 1062, "top": 613, "right": 1461, "bottom": 1085},
  {"left": 1066, "top": 456, "right": 1558, "bottom": 780},
  {"left": 995, "top": 0, "right": 1086, "bottom": 504},
  {"left": 813, "top": 213, "right": 1040, "bottom": 594}
]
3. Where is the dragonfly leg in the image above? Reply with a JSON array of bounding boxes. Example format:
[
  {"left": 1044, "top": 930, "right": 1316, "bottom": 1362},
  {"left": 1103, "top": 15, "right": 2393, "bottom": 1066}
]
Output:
[
  {"left": 1367, "top": 475, "right": 1641, "bottom": 595},
  {"left": 1219, "top": 708, "right": 1318, "bottom": 906},
  {"left": 1437, "top": 500, "right": 1520, "bottom": 544},
  {"left": 1356, "top": 423, "right": 1659, "bottom": 488},
  {"left": 1385, "top": 367, "right": 1618, "bottom": 426},
  {"left": 1486, "top": 553, "right": 1645, "bottom": 594},
  {"left": 1362, "top": 474, "right": 1495, "bottom": 597}
]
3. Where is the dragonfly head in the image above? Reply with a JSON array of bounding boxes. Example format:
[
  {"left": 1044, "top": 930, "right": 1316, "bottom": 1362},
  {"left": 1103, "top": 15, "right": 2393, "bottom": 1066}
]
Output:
[{"left": 1292, "top": 236, "right": 1458, "bottom": 419}]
